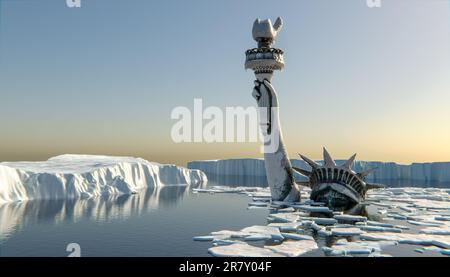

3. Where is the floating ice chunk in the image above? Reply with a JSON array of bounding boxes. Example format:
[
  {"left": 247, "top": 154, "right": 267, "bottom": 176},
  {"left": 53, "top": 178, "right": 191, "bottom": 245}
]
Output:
[
  {"left": 247, "top": 205, "right": 268, "bottom": 210},
  {"left": 398, "top": 205, "right": 416, "bottom": 213},
  {"left": 241, "top": 225, "right": 284, "bottom": 241},
  {"left": 212, "top": 239, "right": 239, "bottom": 246},
  {"left": 386, "top": 213, "right": 407, "bottom": 220},
  {"left": 281, "top": 233, "right": 314, "bottom": 241},
  {"left": 435, "top": 216, "right": 450, "bottom": 221},
  {"left": 414, "top": 249, "right": 424, "bottom": 253},
  {"left": 334, "top": 214, "right": 367, "bottom": 223},
  {"left": 420, "top": 227, "right": 450, "bottom": 235},
  {"left": 295, "top": 205, "right": 331, "bottom": 213},
  {"left": 268, "top": 222, "right": 302, "bottom": 232},
  {"left": 272, "top": 200, "right": 299, "bottom": 207},
  {"left": 366, "top": 221, "right": 394, "bottom": 228},
  {"left": 264, "top": 240, "right": 318, "bottom": 257},
  {"left": 360, "top": 226, "right": 402, "bottom": 233},
  {"left": 277, "top": 207, "right": 296, "bottom": 213},
  {"left": 334, "top": 223, "right": 358, "bottom": 228},
  {"left": 193, "top": 236, "right": 214, "bottom": 241},
  {"left": 321, "top": 246, "right": 367, "bottom": 256},
  {"left": 248, "top": 201, "right": 268, "bottom": 207},
  {"left": 371, "top": 202, "right": 397, "bottom": 208},
  {"left": 421, "top": 246, "right": 444, "bottom": 252},
  {"left": 324, "top": 240, "right": 397, "bottom": 256},
  {"left": 331, "top": 227, "right": 365, "bottom": 236},
  {"left": 431, "top": 237, "right": 450, "bottom": 249},
  {"left": 407, "top": 220, "right": 443, "bottom": 227},
  {"left": 361, "top": 233, "right": 417, "bottom": 243},
  {"left": 394, "top": 224, "right": 409, "bottom": 230},
  {"left": 302, "top": 217, "right": 337, "bottom": 226},
  {"left": 268, "top": 213, "right": 299, "bottom": 223},
  {"left": 413, "top": 199, "right": 450, "bottom": 210},
  {"left": 250, "top": 191, "right": 272, "bottom": 198},
  {"left": 208, "top": 243, "right": 283, "bottom": 257},
  {"left": 360, "top": 232, "right": 450, "bottom": 248},
  {"left": 252, "top": 197, "right": 271, "bottom": 202},
  {"left": 210, "top": 230, "right": 251, "bottom": 239},
  {"left": 244, "top": 234, "right": 272, "bottom": 241},
  {"left": 441, "top": 249, "right": 450, "bottom": 256}
]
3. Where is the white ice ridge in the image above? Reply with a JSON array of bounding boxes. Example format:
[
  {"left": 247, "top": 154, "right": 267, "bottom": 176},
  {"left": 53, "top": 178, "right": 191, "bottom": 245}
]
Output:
[
  {"left": 188, "top": 159, "right": 450, "bottom": 183},
  {"left": 0, "top": 154, "right": 207, "bottom": 203}
]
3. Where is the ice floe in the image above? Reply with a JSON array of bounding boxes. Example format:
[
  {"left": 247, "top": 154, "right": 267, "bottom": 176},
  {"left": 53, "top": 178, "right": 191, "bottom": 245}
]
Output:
[
  {"left": 264, "top": 240, "right": 318, "bottom": 257},
  {"left": 194, "top": 186, "right": 450, "bottom": 257},
  {"left": 323, "top": 240, "right": 397, "bottom": 256},
  {"left": 331, "top": 227, "right": 365, "bottom": 236},
  {"left": 420, "top": 227, "right": 450, "bottom": 235},
  {"left": 208, "top": 243, "right": 284, "bottom": 257},
  {"left": 334, "top": 214, "right": 367, "bottom": 223}
]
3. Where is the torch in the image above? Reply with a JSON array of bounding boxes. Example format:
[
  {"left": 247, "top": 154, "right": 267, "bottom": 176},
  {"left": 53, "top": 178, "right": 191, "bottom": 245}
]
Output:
[{"left": 245, "top": 17, "right": 285, "bottom": 82}]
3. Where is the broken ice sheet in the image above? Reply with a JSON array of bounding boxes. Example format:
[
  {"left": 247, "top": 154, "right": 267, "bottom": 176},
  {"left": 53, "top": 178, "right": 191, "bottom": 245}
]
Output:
[
  {"left": 208, "top": 243, "right": 283, "bottom": 257},
  {"left": 360, "top": 226, "right": 402, "bottom": 233},
  {"left": 322, "top": 240, "right": 397, "bottom": 256},
  {"left": 193, "top": 235, "right": 214, "bottom": 241},
  {"left": 194, "top": 186, "right": 450, "bottom": 257},
  {"left": 420, "top": 226, "right": 450, "bottom": 235},
  {"left": 334, "top": 214, "right": 367, "bottom": 223},
  {"left": 360, "top": 232, "right": 450, "bottom": 249},
  {"left": 241, "top": 225, "right": 284, "bottom": 241},
  {"left": 331, "top": 227, "right": 365, "bottom": 236},
  {"left": 268, "top": 222, "right": 302, "bottom": 232},
  {"left": 280, "top": 233, "right": 314, "bottom": 241},
  {"left": 268, "top": 212, "right": 300, "bottom": 223},
  {"left": 264, "top": 240, "right": 318, "bottom": 257}
]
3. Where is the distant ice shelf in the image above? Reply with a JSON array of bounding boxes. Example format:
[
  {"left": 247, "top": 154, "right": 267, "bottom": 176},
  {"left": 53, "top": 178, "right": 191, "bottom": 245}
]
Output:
[
  {"left": 0, "top": 154, "right": 207, "bottom": 203},
  {"left": 188, "top": 159, "right": 450, "bottom": 184}
]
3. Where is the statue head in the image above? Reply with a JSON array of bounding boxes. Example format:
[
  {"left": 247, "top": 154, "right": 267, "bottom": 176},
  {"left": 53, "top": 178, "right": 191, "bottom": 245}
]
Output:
[{"left": 252, "top": 17, "right": 283, "bottom": 48}]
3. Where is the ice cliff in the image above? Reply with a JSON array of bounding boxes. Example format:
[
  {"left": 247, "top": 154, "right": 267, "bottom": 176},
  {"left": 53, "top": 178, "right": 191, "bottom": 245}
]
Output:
[
  {"left": 0, "top": 154, "right": 207, "bottom": 203},
  {"left": 188, "top": 159, "right": 450, "bottom": 184}
]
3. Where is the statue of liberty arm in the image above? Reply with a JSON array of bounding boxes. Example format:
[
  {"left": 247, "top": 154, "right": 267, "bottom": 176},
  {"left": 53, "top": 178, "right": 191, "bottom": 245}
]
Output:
[
  {"left": 252, "top": 79, "right": 301, "bottom": 202},
  {"left": 245, "top": 17, "right": 300, "bottom": 202}
]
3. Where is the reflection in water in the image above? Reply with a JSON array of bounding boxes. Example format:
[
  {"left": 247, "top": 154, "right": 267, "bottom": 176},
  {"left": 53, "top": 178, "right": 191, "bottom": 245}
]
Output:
[{"left": 0, "top": 185, "right": 199, "bottom": 241}]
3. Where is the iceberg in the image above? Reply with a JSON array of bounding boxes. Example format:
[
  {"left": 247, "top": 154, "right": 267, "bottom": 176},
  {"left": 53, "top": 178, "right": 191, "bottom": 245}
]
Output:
[
  {"left": 188, "top": 158, "right": 450, "bottom": 185},
  {"left": 0, "top": 154, "right": 207, "bottom": 203}
]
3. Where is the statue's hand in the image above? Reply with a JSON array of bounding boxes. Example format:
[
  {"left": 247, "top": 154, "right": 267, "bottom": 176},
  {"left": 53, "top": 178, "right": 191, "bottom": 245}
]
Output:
[{"left": 252, "top": 79, "right": 279, "bottom": 108}]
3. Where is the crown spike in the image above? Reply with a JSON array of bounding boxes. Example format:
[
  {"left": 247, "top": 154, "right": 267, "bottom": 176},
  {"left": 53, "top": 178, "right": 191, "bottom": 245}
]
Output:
[
  {"left": 292, "top": 166, "right": 311, "bottom": 177},
  {"left": 323, "top": 147, "right": 336, "bottom": 167},
  {"left": 343, "top": 153, "right": 357, "bottom": 169},
  {"left": 298, "top": 154, "right": 320, "bottom": 169}
]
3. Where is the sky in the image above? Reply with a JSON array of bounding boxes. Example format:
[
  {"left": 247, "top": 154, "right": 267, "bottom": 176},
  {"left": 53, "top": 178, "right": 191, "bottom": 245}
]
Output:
[{"left": 0, "top": 0, "right": 449, "bottom": 166}]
